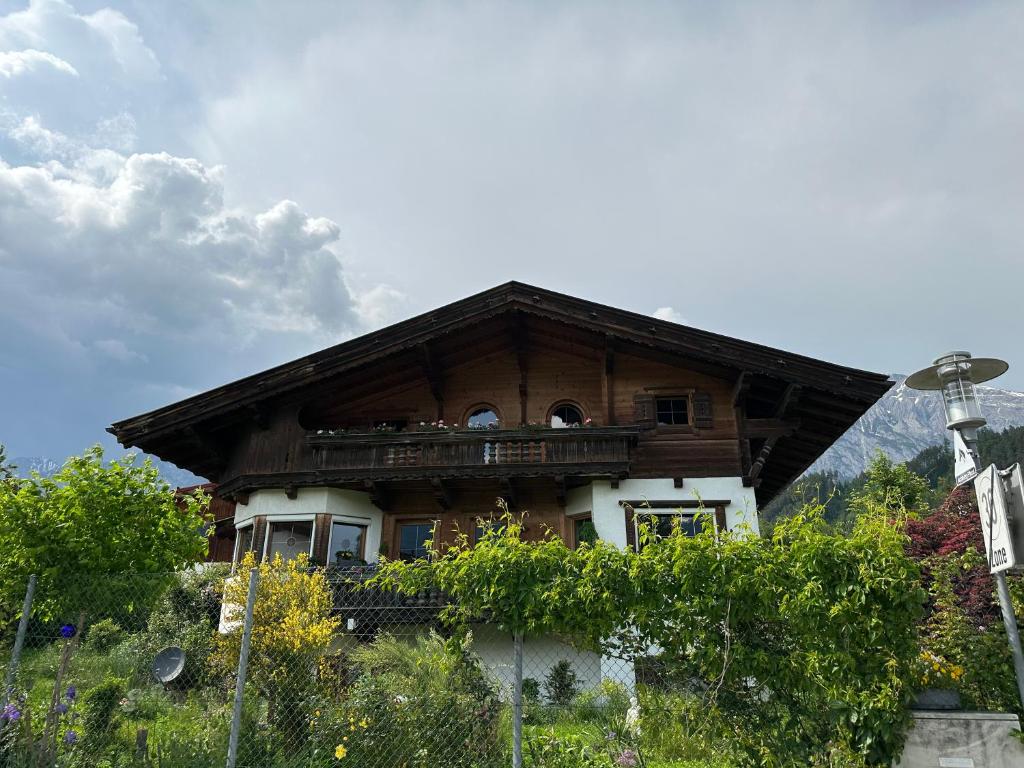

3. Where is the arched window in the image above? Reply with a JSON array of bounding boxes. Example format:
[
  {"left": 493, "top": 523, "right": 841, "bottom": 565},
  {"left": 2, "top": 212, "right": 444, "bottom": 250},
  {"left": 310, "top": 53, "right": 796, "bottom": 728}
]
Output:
[
  {"left": 466, "top": 405, "right": 501, "bottom": 429},
  {"left": 550, "top": 403, "right": 584, "bottom": 428}
]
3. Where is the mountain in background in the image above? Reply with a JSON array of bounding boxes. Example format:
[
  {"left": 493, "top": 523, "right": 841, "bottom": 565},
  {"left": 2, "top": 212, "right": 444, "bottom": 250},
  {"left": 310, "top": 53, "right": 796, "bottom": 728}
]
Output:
[
  {"left": 808, "top": 375, "right": 1024, "bottom": 479},
  {"left": 10, "top": 454, "right": 203, "bottom": 488}
]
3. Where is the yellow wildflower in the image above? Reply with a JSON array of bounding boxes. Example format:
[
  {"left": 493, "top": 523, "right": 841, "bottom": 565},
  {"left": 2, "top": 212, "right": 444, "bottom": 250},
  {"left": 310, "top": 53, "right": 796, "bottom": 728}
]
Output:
[
  {"left": 359, "top": 718, "right": 369, "bottom": 729},
  {"left": 335, "top": 744, "right": 347, "bottom": 760}
]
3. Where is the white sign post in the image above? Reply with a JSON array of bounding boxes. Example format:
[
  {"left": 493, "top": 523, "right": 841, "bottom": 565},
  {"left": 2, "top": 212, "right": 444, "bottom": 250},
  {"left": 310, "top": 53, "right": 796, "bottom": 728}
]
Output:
[
  {"left": 953, "top": 429, "right": 979, "bottom": 487},
  {"left": 975, "top": 465, "right": 1017, "bottom": 573}
]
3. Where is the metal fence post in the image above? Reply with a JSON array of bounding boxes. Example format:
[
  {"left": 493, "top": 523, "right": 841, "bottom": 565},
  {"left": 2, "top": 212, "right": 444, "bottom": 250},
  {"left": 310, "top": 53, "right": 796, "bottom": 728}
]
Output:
[
  {"left": 3, "top": 574, "right": 36, "bottom": 706},
  {"left": 512, "top": 631, "right": 523, "bottom": 768},
  {"left": 226, "top": 567, "right": 259, "bottom": 768}
]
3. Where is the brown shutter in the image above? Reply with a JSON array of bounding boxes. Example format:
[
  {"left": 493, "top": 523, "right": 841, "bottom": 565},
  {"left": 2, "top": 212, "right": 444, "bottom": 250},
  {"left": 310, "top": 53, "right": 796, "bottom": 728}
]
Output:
[
  {"left": 714, "top": 506, "right": 727, "bottom": 536},
  {"left": 313, "top": 513, "right": 333, "bottom": 565},
  {"left": 624, "top": 507, "right": 638, "bottom": 551},
  {"left": 693, "top": 392, "right": 713, "bottom": 429},
  {"left": 633, "top": 394, "right": 657, "bottom": 429}
]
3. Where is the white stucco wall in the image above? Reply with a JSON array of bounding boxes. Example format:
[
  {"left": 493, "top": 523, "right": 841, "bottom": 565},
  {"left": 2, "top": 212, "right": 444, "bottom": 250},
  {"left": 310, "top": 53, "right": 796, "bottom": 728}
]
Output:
[
  {"left": 566, "top": 477, "right": 759, "bottom": 547},
  {"left": 469, "top": 623, "right": 602, "bottom": 698},
  {"left": 235, "top": 487, "right": 384, "bottom": 562}
]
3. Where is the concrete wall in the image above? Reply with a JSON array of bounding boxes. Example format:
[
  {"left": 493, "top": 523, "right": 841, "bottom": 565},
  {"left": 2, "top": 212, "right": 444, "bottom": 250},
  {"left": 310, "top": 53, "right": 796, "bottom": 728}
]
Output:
[{"left": 896, "top": 711, "right": 1024, "bottom": 768}]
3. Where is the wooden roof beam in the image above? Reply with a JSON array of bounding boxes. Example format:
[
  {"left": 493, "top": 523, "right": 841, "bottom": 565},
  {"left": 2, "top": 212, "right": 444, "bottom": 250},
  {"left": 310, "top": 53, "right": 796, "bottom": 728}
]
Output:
[
  {"left": 420, "top": 343, "right": 445, "bottom": 421},
  {"left": 746, "top": 385, "right": 802, "bottom": 484}
]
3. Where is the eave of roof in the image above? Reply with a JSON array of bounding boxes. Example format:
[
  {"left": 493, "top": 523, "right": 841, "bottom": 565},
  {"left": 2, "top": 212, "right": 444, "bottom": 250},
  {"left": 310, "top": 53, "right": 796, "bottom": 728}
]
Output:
[{"left": 109, "top": 281, "right": 891, "bottom": 446}]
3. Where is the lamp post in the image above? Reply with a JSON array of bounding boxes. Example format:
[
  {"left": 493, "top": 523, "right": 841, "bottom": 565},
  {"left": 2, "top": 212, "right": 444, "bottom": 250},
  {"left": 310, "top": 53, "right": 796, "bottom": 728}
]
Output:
[{"left": 906, "top": 351, "right": 1024, "bottom": 710}]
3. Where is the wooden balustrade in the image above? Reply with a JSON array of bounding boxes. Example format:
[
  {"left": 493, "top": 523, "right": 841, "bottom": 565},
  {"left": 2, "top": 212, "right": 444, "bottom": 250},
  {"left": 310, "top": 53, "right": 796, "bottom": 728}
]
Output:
[{"left": 306, "top": 426, "right": 637, "bottom": 477}]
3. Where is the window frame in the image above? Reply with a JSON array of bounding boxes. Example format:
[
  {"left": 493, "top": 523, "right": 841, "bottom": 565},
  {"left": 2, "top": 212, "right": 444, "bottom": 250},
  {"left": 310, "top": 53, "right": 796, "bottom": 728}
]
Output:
[
  {"left": 654, "top": 395, "right": 692, "bottom": 427},
  {"left": 262, "top": 515, "right": 317, "bottom": 562},
  {"left": 573, "top": 514, "right": 597, "bottom": 549},
  {"left": 232, "top": 521, "right": 255, "bottom": 570},
  {"left": 547, "top": 400, "right": 587, "bottom": 428},
  {"left": 395, "top": 519, "right": 437, "bottom": 562},
  {"left": 327, "top": 518, "right": 369, "bottom": 562},
  {"left": 464, "top": 403, "right": 503, "bottom": 429},
  {"left": 633, "top": 511, "right": 711, "bottom": 546}
]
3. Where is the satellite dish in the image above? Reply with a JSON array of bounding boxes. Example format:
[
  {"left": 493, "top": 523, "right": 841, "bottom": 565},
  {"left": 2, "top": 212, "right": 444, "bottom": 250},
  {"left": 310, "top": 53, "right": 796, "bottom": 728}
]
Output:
[{"left": 152, "top": 647, "right": 186, "bottom": 684}]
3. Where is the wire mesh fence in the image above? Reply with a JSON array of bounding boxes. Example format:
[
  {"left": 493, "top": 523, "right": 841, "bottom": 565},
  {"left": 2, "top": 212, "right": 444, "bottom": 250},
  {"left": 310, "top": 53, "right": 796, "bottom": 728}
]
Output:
[{"left": 0, "top": 566, "right": 647, "bottom": 768}]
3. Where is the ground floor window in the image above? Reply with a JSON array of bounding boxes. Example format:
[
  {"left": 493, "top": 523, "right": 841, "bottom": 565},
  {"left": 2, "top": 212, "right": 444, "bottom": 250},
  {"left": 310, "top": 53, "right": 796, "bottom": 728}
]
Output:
[
  {"left": 398, "top": 522, "right": 434, "bottom": 562},
  {"left": 636, "top": 512, "right": 706, "bottom": 546},
  {"left": 573, "top": 516, "right": 597, "bottom": 548},
  {"left": 233, "top": 523, "right": 255, "bottom": 566},
  {"left": 474, "top": 518, "right": 505, "bottom": 543},
  {"left": 266, "top": 520, "right": 314, "bottom": 561},
  {"left": 330, "top": 521, "right": 367, "bottom": 563}
]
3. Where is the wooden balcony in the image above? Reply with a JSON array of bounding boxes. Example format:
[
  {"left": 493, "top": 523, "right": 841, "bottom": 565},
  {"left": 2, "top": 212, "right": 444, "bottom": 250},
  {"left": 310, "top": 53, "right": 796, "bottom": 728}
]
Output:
[{"left": 305, "top": 426, "right": 638, "bottom": 481}]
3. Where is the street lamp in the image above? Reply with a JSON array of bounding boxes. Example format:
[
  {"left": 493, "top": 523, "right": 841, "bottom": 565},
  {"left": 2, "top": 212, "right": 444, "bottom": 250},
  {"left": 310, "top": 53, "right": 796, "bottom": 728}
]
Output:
[
  {"left": 906, "top": 351, "right": 1008, "bottom": 445},
  {"left": 906, "top": 351, "right": 1024, "bottom": 712}
]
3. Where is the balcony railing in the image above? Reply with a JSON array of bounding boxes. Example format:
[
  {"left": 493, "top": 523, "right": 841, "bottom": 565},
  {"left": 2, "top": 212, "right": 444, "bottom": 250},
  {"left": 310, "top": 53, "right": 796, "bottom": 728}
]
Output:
[
  {"left": 306, "top": 426, "right": 637, "bottom": 478},
  {"left": 328, "top": 566, "right": 446, "bottom": 630}
]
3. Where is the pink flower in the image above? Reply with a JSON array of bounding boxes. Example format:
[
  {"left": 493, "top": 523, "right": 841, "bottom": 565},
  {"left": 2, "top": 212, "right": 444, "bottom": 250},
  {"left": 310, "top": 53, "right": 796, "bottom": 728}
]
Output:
[{"left": 616, "top": 749, "right": 638, "bottom": 767}]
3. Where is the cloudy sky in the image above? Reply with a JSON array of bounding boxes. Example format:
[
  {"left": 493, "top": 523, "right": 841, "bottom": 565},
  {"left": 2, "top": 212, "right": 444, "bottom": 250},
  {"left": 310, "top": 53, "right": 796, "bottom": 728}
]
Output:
[{"left": 1, "top": 0, "right": 1022, "bottom": 461}]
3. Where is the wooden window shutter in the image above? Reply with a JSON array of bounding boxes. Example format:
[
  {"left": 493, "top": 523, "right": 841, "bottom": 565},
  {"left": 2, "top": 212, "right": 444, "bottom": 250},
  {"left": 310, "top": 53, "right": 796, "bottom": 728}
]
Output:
[
  {"left": 693, "top": 392, "right": 713, "bottom": 429},
  {"left": 633, "top": 394, "right": 657, "bottom": 429},
  {"left": 313, "top": 513, "right": 333, "bottom": 565},
  {"left": 624, "top": 507, "right": 638, "bottom": 551},
  {"left": 714, "top": 506, "right": 727, "bottom": 536}
]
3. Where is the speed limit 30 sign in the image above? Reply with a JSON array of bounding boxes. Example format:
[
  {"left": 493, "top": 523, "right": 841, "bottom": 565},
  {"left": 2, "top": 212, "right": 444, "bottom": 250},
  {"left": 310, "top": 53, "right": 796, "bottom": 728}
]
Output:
[{"left": 975, "top": 464, "right": 1024, "bottom": 574}]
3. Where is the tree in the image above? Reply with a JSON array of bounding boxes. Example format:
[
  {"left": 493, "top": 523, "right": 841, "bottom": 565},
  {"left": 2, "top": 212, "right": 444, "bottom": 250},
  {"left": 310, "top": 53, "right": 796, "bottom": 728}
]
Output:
[
  {"left": 847, "top": 451, "right": 930, "bottom": 520},
  {"left": 0, "top": 445, "right": 210, "bottom": 624}
]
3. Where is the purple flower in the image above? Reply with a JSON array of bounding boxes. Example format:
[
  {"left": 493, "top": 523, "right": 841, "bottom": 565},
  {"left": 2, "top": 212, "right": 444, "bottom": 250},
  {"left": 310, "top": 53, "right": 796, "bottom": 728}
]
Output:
[
  {"left": 65, "top": 686, "right": 76, "bottom": 702},
  {"left": 605, "top": 731, "right": 617, "bottom": 741},
  {"left": 616, "top": 749, "right": 638, "bottom": 767},
  {"left": 54, "top": 703, "right": 68, "bottom": 715},
  {"left": 64, "top": 730, "right": 78, "bottom": 744},
  {"left": 60, "top": 625, "right": 75, "bottom": 639},
  {"left": 2, "top": 703, "right": 21, "bottom": 722}
]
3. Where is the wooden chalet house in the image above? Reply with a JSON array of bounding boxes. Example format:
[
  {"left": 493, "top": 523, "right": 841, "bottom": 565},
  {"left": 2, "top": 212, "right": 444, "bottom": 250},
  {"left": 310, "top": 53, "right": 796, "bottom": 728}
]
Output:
[
  {"left": 111, "top": 282, "right": 890, "bottom": 688},
  {"left": 111, "top": 282, "right": 891, "bottom": 571}
]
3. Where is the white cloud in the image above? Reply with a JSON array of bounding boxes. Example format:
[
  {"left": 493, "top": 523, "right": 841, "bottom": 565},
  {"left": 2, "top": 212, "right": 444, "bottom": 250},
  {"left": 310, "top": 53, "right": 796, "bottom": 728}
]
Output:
[
  {"left": 0, "top": 48, "right": 77, "bottom": 78},
  {"left": 652, "top": 307, "right": 687, "bottom": 325},
  {"left": 0, "top": 147, "right": 359, "bottom": 356}
]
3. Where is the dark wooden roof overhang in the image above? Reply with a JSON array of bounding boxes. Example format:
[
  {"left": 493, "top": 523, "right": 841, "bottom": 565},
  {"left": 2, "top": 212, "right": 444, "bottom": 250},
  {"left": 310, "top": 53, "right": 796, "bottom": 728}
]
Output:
[{"left": 109, "top": 282, "right": 892, "bottom": 506}]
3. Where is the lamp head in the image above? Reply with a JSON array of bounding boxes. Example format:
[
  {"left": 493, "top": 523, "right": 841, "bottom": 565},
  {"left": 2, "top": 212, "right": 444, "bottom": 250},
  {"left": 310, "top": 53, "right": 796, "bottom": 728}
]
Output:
[{"left": 905, "top": 351, "right": 1008, "bottom": 431}]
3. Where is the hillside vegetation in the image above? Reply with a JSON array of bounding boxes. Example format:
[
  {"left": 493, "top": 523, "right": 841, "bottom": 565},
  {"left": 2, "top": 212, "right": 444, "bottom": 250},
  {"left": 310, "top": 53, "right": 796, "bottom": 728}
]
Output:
[{"left": 763, "top": 425, "right": 1024, "bottom": 531}]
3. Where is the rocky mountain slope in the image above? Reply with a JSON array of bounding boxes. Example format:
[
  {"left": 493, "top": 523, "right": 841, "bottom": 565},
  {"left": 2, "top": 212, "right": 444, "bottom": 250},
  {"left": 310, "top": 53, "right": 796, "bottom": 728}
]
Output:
[
  {"left": 11, "top": 454, "right": 202, "bottom": 488},
  {"left": 809, "top": 375, "right": 1024, "bottom": 479}
]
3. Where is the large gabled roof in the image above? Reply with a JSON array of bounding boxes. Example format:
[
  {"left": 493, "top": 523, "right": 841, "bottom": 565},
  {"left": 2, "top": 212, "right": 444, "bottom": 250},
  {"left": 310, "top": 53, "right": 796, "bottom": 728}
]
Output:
[{"left": 109, "top": 281, "right": 893, "bottom": 504}]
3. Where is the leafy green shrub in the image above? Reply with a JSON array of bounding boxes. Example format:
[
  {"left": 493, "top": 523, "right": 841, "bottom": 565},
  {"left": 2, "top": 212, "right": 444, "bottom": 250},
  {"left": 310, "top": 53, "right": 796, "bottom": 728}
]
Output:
[
  {"left": 130, "top": 564, "right": 230, "bottom": 688},
  {"left": 376, "top": 504, "right": 924, "bottom": 766},
  {"left": 544, "top": 661, "right": 579, "bottom": 706},
  {"left": 523, "top": 677, "right": 541, "bottom": 704},
  {"left": 523, "top": 730, "right": 644, "bottom": 768},
  {"left": 0, "top": 446, "right": 210, "bottom": 625},
  {"left": 570, "top": 680, "right": 630, "bottom": 726},
  {"left": 337, "top": 631, "right": 503, "bottom": 768},
  {"left": 85, "top": 618, "right": 123, "bottom": 652},
  {"left": 214, "top": 553, "right": 338, "bottom": 749},
  {"left": 82, "top": 676, "right": 125, "bottom": 746}
]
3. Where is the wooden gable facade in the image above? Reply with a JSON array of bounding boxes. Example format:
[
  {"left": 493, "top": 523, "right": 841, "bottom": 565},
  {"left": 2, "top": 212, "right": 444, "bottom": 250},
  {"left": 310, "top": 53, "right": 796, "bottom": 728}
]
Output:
[{"left": 110, "top": 282, "right": 892, "bottom": 564}]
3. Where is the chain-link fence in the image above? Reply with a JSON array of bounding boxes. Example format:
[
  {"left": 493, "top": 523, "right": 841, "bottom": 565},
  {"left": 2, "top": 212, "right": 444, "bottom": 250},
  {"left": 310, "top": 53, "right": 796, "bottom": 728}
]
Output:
[{"left": 0, "top": 566, "right": 649, "bottom": 768}]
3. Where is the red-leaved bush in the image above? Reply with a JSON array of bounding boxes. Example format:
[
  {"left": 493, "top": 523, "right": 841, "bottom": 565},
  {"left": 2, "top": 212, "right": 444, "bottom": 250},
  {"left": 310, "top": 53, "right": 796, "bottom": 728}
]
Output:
[{"left": 905, "top": 487, "right": 996, "bottom": 627}]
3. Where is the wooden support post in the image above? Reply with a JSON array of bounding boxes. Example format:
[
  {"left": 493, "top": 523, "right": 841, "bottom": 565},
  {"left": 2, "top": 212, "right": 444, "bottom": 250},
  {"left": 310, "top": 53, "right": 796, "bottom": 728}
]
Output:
[{"left": 603, "top": 336, "right": 616, "bottom": 425}]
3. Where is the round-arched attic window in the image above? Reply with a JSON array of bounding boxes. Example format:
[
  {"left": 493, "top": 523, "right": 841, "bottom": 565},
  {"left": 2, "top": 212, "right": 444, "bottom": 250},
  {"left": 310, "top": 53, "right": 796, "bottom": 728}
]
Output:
[
  {"left": 549, "top": 402, "right": 584, "bottom": 428},
  {"left": 466, "top": 405, "right": 501, "bottom": 429}
]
